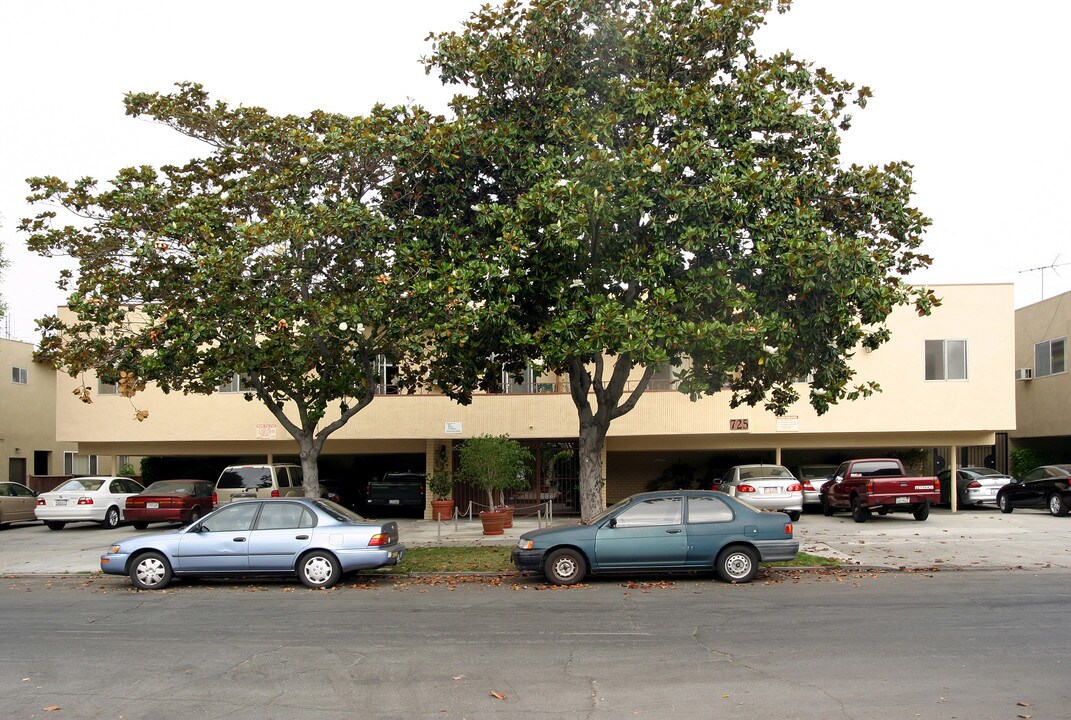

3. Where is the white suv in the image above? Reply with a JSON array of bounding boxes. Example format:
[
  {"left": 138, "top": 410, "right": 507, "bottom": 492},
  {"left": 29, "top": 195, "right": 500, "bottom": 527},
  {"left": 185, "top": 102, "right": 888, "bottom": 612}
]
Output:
[{"left": 214, "top": 464, "right": 304, "bottom": 504}]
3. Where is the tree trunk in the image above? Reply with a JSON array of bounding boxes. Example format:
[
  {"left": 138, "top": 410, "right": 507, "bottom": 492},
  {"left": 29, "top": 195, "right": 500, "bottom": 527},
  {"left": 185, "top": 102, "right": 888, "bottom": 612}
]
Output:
[
  {"left": 298, "top": 436, "right": 321, "bottom": 500},
  {"left": 578, "top": 417, "right": 608, "bottom": 522}
]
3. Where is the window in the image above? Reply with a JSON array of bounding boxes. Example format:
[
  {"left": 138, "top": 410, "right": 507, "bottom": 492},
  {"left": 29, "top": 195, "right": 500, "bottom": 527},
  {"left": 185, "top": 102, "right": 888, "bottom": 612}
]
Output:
[
  {"left": 201, "top": 503, "right": 259, "bottom": 532},
  {"left": 98, "top": 380, "right": 117, "bottom": 395},
  {"left": 925, "top": 339, "right": 968, "bottom": 380},
  {"left": 501, "top": 366, "right": 535, "bottom": 393},
  {"left": 11, "top": 367, "right": 28, "bottom": 384},
  {"left": 376, "top": 356, "right": 399, "bottom": 395},
  {"left": 1034, "top": 338, "right": 1066, "bottom": 378},
  {"left": 613, "top": 496, "right": 682, "bottom": 527},
  {"left": 687, "top": 495, "right": 734, "bottom": 523},
  {"left": 217, "top": 373, "right": 252, "bottom": 393},
  {"left": 255, "top": 502, "right": 314, "bottom": 530},
  {"left": 64, "top": 452, "right": 98, "bottom": 475}
]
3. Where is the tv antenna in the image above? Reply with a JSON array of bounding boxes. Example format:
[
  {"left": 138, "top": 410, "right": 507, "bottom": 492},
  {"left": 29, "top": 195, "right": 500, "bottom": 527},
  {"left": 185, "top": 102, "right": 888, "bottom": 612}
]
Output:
[{"left": 1019, "top": 255, "right": 1071, "bottom": 300}]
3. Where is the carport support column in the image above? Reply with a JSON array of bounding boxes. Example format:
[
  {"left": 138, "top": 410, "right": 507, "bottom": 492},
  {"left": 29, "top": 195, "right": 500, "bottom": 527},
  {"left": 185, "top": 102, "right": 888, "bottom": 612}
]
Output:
[
  {"left": 949, "top": 447, "right": 958, "bottom": 513},
  {"left": 775, "top": 447, "right": 782, "bottom": 465}
]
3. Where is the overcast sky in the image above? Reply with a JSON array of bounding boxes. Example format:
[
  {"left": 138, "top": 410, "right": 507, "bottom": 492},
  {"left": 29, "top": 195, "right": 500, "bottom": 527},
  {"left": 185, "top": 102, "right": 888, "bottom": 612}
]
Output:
[{"left": 2, "top": 1, "right": 1068, "bottom": 344}]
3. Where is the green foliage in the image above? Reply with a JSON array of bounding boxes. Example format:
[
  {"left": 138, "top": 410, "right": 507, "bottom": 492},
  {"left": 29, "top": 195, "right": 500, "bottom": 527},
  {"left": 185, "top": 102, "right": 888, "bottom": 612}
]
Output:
[
  {"left": 119, "top": 463, "right": 137, "bottom": 477},
  {"left": 425, "top": 0, "right": 935, "bottom": 520},
  {"left": 427, "top": 471, "right": 455, "bottom": 501},
  {"left": 1009, "top": 447, "right": 1059, "bottom": 479},
  {"left": 20, "top": 83, "right": 490, "bottom": 490},
  {"left": 456, "top": 434, "right": 534, "bottom": 510}
]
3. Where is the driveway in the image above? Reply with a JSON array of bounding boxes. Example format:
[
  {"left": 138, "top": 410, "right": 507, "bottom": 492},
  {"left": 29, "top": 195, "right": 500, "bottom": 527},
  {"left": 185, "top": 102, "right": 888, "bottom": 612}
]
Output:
[{"left": 1, "top": 504, "right": 1069, "bottom": 575}]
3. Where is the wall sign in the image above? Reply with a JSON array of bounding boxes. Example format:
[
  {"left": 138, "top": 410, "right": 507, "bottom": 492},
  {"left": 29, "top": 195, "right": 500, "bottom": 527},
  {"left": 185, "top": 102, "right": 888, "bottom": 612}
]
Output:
[{"left": 729, "top": 419, "right": 749, "bottom": 431}]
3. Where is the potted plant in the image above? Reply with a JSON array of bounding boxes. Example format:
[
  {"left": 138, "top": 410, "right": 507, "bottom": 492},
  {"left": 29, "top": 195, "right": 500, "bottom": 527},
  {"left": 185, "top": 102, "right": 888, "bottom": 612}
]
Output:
[
  {"left": 427, "top": 471, "right": 455, "bottom": 522},
  {"left": 457, "top": 434, "right": 533, "bottom": 535}
]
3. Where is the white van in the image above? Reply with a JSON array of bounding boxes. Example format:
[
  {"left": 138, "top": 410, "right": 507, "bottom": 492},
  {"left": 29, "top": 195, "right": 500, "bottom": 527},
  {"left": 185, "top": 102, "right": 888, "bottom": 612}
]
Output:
[{"left": 214, "top": 464, "right": 304, "bottom": 504}]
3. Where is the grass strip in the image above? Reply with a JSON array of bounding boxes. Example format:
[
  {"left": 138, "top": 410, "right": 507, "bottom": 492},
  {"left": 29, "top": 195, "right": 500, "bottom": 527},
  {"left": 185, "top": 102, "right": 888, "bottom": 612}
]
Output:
[{"left": 372, "top": 546, "right": 838, "bottom": 574}]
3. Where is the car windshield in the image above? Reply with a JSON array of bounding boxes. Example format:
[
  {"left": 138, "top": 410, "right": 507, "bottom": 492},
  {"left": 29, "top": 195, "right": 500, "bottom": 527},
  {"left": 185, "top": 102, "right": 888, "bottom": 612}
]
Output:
[
  {"left": 739, "top": 466, "right": 794, "bottom": 480},
  {"left": 144, "top": 481, "right": 195, "bottom": 494},
  {"left": 54, "top": 478, "right": 104, "bottom": 492},
  {"left": 967, "top": 468, "right": 1005, "bottom": 478},
  {"left": 217, "top": 468, "right": 272, "bottom": 490},
  {"left": 310, "top": 499, "right": 367, "bottom": 523},
  {"left": 585, "top": 496, "right": 633, "bottom": 525}
]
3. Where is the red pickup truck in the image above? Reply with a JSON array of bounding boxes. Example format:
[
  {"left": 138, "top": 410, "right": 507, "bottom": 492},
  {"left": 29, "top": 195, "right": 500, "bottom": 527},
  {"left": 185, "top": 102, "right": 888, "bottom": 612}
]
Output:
[{"left": 819, "top": 458, "right": 940, "bottom": 523}]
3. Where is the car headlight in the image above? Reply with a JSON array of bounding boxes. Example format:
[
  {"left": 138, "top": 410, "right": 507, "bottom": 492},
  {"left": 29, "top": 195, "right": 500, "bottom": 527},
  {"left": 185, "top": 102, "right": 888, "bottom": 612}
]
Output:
[
  {"left": 107, "top": 545, "right": 122, "bottom": 554},
  {"left": 516, "top": 539, "right": 534, "bottom": 550}
]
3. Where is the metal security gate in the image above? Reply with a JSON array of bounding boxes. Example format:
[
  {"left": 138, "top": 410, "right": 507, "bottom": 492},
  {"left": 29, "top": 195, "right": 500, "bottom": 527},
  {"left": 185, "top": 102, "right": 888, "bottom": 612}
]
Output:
[{"left": 450, "top": 440, "right": 581, "bottom": 516}]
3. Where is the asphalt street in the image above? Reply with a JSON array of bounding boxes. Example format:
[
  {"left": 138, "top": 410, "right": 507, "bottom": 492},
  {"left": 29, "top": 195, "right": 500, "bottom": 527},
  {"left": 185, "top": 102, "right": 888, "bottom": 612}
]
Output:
[
  {"left": 2, "top": 504, "right": 1070, "bottom": 575},
  {"left": 1, "top": 570, "right": 1068, "bottom": 720}
]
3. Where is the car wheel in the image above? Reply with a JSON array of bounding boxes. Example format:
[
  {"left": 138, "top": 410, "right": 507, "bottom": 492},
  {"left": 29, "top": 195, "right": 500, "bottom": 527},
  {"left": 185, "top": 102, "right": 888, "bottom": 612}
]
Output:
[
  {"left": 1047, "top": 494, "right": 1070, "bottom": 517},
  {"left": 716, "top": 545, "right": 758, "bottom": 584},
  {"left": 132, "top": 522, "right": 149, "bottom": 530},
  {"left": 544, "top": 548, "right": 587, "bottom": 586},
  {"left": 998, "top": 493, "right": 1013, "bottom": 514},
  {"left": 101, "top": 506, "right": 121, "bottom": 530},
  {"left": 298, "top": 550, "right": 341, "bottom": 589},
  {"left": 45, "top": 521, "right": 66, "bottom": 531},
  {"left": 787, "top": 510, "right": 801, "bottom": 522},
  {"left": 913, "top": 502, "right": 930, "bottom": 521},
  {"left": 129, "top": 551, "right": 173, "bottom": 590},
  {"left": 186, "top": 507, "right": 202, "bottom": 525},
  {"left": 820, "top": 495, "right": 834, "bottom": 516},
  {"left": 850, "top": 497, "right": 869, "bottom": 523}
]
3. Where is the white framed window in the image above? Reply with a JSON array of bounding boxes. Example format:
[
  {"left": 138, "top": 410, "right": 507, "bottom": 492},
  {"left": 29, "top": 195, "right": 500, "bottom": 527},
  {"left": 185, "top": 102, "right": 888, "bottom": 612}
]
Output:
[
  {"left": 217, "top": 373, "right": 252, "bottom": 393},
  {"left": 925, "top": 339, "right": 968, "bottom": 381},
  {"left": 502, "top": 366, "right": 535, "bottom": 393},
  {"left": 1034, "top": 337, "right": 1066, "bottom": 378},
  {"left": 376, "top": 356, "right": 399, "bottom": 395},
  {"left": 11, "top": 367, "right": 28, "bottom": 384}
]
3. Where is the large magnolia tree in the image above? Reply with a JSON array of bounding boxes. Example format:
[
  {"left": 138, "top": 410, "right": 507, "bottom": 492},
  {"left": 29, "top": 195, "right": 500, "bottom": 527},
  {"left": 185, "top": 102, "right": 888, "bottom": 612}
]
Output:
[
  {"left": 427, "top": 0, "right": 937, "bottom": 521},
  {"left": 22, "top": 83, "right": 485, "bottom": 497}
]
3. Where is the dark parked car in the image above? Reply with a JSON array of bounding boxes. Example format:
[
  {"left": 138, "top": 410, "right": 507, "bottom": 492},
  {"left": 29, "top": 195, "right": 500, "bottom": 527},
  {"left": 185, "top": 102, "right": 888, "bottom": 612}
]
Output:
[
  {"left": 318, "top": 479, "right": 362, "bottom": 513},
  {"left": 512, "top": 490, "right": 798, "bottom": 585},
  {"left": 996, "top": 465, "right": 1071, "bottom": 516},
  {"left": 125, "top": 479, "right": 215, "bottom": 529},
  {"left": 100, "top": 497, "right": 405, "bottom": 590}
]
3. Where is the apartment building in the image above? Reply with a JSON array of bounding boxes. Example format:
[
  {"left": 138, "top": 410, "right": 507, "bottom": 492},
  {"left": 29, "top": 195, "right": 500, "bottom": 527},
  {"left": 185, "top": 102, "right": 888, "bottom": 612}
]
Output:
[
  {"left": 1011, "top": 290, "right": 1071, "bottom": 455},
  {"left": 53, "top": 283, "right": 1015, "bottom": 514}
]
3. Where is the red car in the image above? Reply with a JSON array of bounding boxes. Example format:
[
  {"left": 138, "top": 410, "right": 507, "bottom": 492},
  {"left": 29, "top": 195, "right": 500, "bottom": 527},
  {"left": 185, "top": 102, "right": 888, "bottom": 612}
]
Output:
[{"left": 125, "top": 480, "right": 215, "bottom": 529}]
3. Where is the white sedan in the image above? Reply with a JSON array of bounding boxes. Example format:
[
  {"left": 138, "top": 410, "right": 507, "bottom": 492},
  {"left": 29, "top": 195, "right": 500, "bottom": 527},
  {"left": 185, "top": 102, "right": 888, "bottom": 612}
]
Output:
[
  {"left": 35, "top": 476, "right": 145, "bottom": 530},
  {"left": 715, "top": 464, "right": 804, "bottom": 521}
]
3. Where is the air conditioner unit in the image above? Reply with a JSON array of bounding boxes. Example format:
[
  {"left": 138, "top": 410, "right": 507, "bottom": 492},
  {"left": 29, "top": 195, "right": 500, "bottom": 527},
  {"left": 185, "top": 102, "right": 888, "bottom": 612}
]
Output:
[{"left": 1015, "top": 368, "right": 1033, "bottom": 381}]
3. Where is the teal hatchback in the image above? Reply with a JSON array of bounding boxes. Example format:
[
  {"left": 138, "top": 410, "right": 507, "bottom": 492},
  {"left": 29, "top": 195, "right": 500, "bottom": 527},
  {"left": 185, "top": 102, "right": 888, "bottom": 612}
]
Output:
[{"left": 512, "top": 490, "right": 798, "bottom": 585}]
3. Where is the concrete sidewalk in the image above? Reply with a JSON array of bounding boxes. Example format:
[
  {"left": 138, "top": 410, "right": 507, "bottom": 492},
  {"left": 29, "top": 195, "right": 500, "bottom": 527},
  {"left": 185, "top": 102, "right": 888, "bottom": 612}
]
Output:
[{"left": 1, "top": 505, "right": 1069, "bottom": 576}]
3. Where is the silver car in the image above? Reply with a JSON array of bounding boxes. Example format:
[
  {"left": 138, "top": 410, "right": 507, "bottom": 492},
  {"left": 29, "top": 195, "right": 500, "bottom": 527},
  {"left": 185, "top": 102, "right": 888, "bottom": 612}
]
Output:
[
  {"left": 938, "top": 467, "right": 1012, "bottom": 507},
  {"left": 100, "top": 497, "right": 404, "bottom": 590},
  {"left": 715, "top": 464, "right": 803, "bottom": 521},
  {"left": 793, "top": 465, "right": 839, "bottom": 506}
]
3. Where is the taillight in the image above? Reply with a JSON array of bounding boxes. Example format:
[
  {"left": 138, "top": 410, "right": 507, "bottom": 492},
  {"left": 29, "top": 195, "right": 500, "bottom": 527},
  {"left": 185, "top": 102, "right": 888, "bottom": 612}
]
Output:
[
  {"left": 212, "top": 492, "right": 217, "bottom": 504},
  {"left": 866, "top": 480, "right": 874, "bottom": 493},
  {"left": 967, "top": 481, "right": 982, "bottom": 489},
  {"left": 784, "top": 523, "right": 794, "bottom": 535},
  {"left": 935, "top": 478, "right": 941, "bottom": 492},
  {"left": 36, "top": 498, "right": 45, "bottom": 506},
  {"left": 787, "top": 483, "right": 802, "bottom": 492},
  {"left": 801, "top": 480, "right": 815, "bottom": 491},
  {"left": 368, "top": 533, "right": 389, "bottom": 547},
  {"left": 270, "top": 489, "right": 280, "bottom": 498},
  {"left": 737, "top": 484, "right": 756, "bottom": 493},
  {"left": 77, "top": 497, "right": 94, "bottom": 505}
]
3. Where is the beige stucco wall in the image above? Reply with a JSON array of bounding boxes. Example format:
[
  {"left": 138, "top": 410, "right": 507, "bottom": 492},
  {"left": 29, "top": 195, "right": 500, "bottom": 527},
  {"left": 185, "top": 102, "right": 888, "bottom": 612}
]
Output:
[
  {"left": 1, "top": 338, "right": 78, "bottom": 481},
  {"left": 1012, "top": 291, "right": 1071, "bottom": 440},
  {"left": 54, "top": 283, "right": 1015, "bottom": 459}
]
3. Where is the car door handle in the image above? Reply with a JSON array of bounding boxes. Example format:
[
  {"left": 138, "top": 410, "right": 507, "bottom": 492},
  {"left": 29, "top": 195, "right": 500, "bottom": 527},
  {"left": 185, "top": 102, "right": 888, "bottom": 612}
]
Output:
[
  {"left": 666, "top": 529, "right": 682, "bottom": 534},
  {"left": 295, "top": 535, "right": 309, "bottom": 540},
  {"left": 232, "top": 537, "right": 247, "bottom": 542}
]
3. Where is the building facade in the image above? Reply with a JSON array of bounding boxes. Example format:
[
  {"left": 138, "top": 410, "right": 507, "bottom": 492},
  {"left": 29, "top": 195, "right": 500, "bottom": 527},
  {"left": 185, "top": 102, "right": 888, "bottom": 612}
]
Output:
[
  {"left": 1, "top": 338, "right": 78, "bottom": 487},
  {"left": 1011, "top": 290, "right": 1071, "bottom": 456},
  {"left": 53, "top": 283, "right": 1016, "bottom": 514}
]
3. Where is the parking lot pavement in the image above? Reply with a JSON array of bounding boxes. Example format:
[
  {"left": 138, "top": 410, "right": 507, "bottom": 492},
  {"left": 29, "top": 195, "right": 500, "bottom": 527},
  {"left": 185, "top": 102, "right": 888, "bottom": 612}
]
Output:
[{"left": 1, "top": 505, "right": 1070, "bottom": 576}]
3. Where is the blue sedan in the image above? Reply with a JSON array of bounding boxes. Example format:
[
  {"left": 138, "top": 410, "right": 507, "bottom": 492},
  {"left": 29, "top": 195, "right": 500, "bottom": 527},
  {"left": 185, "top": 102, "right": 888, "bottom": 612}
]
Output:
[
  {"left": 512, "top": 490, "right": 798, "bottom": 585},
  {"left": 100, "top": 498, "right": 404, "bottom": 590}
]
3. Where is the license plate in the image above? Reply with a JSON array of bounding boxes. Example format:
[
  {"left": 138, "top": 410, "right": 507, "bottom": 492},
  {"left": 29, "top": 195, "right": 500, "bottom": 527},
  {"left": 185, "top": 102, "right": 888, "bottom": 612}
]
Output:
[
  {"left": 389, "top": 499, "right": 401, "bottom": 505},
  {"left": 147, "top": 502, "right": 159, "bottom": 509},
  {"left": 55, "top": 499, "right": 67, "bottom": 506},
  {"left": 916, "top": 485, "right": 933, "bottom": 490},
  {"left": 895, "top": 496, "right": 909, "bottom": 504}
]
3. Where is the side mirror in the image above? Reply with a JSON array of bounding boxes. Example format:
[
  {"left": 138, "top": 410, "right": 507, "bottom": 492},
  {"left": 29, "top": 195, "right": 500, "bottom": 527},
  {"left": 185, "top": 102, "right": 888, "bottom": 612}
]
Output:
[{"left": 607, "top": 518, "right": 617, "bottom": 529}]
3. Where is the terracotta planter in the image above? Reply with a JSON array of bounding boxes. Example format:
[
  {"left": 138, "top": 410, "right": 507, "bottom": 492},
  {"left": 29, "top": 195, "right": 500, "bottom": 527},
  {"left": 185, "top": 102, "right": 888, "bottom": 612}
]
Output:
[
  {"left": 500, "top": 505, "right": 515, "bottom": 528},
  {"left": 479, "top": 510, "right": 507, "bottom": 536},
  {"left": 431, "top": 499, "right": 454, "bottom": 522}
]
